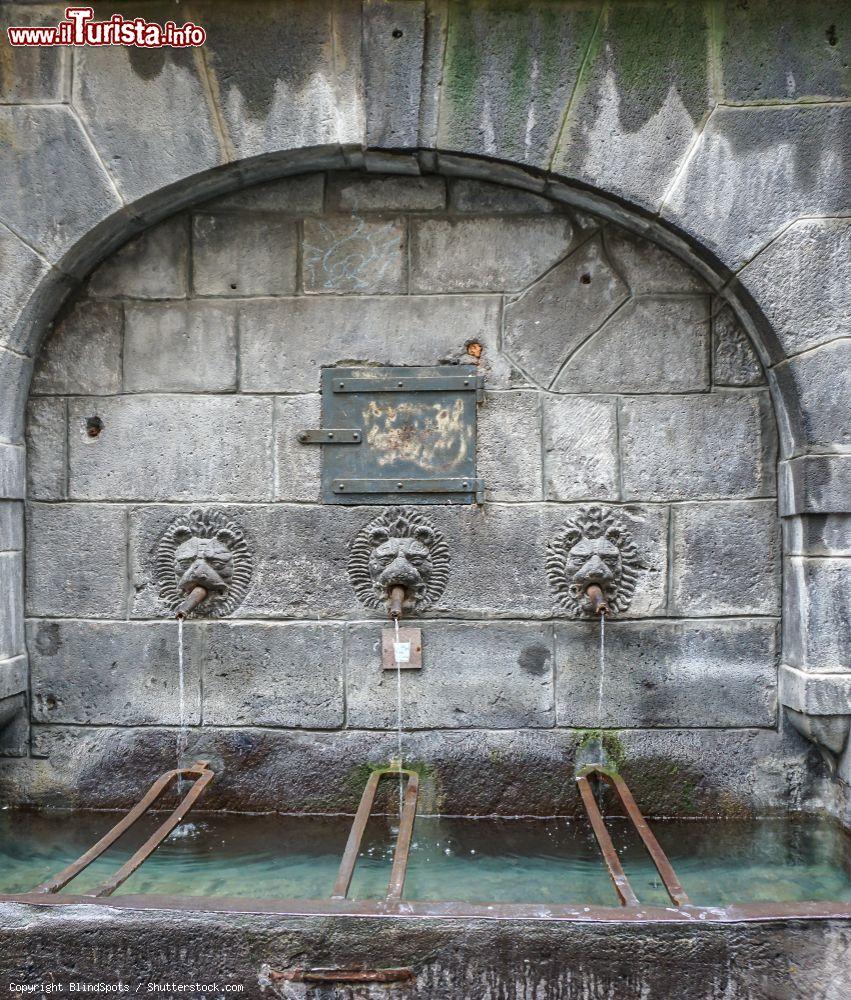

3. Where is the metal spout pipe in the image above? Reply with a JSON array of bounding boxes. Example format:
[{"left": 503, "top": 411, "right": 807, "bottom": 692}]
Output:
[
  {"left": 388, "top": 585, "right": 406, "bottom": 620},
  {"left": 585, "top": 584, "right": 609, "bottom": 617},
  {"left": 175, "top": 585, "right": 208, "bottom": 619}
]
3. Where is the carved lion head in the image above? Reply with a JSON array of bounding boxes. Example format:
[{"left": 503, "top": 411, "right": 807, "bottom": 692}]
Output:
[
  {"left": 546, "top": 505, "right": 639, "bottom": 617},
  {"left": 348, "top": 507, "right": 450, "bottom": 614}
]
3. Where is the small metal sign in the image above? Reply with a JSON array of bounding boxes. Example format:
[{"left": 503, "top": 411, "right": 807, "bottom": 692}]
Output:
[
  {"left": 301, "top": 365, "right": 483, "bottom": 504},
  {"left": 382, "top": 627, "right": 422, "bottom": 670}
]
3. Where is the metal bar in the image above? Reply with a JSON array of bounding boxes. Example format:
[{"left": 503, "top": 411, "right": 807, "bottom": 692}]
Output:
[
  {"left": 576, "top": 774, "right": 639, "bottom": 907},
  {"left": 332, "top": 767, "right": 419, "bottom": 902},
  {"left": 268, "top": 967, "right": 415, "bottom": 985},
  {"left": 333, "top": 477, "right": 482, "bottom": 495},
  {"left": 332, "top": 376, "right": 478, "bottom": 393},
  {"left": 31, "top": 762, "right": 214, "bottom": 897},
  {"left": 298, "top": 428, "right": 362, "bottom": 444}
]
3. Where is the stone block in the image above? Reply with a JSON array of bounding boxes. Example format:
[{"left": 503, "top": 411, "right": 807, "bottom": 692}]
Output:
[
  {"left": 664, "top": 105, "right": 850, "bottom": 270},
  {"left": 25, "top": 503, "right": 127, "bottom": 618},
  {"left": 602, "top": 228, "right": 707, "bottom": 294},
  {"left": 771, "top": 339, "right": 850, "bottom": 453},
  {"left": 239, "top": 295, "right": 507, "bottom": 392},
  {"left": 542, "top": 396, "right": 619, "bottom": 501},
  {"left": 739, "top": 219, "right": 850, "bottom": 359},
  {"left": 410, "top": 216, "right": 576, "bottom": 294},
  {"left": 0, "top": 4, "right": 67, "bottom": 101},
  {"left": 347, "top": 621, "right": 555, "bottom": 729},
  {"left": 621, "top": 392, "right": 776, "bottom": 501},
  {"left": 0, "top": 553, "right": 24, "bottom": 661},
  {"left": 555, "top": 295, "right": 710, "bottom": 393},
  {"left": 192, "top": 214, "right": 298, "bottom": 297},
  {"left": 0, "top": 106, "right": 122, "bottom": 264},
  {"left": 671, "top": 501, "right": 781, "bottom": 617},
  {"left": 363, "top": 0, "right": 425, "bottom": 147},
  {"left": 0, "top": 502, "right": 23, "bottom": 552},
  {"left": 0, "top": 445, "right": 25, "bottom": 501},
  {"left": 274, "top": 395, "right": 321, "bottom": 501},
  {"left": 717, "top": 0, "right": 849, "bottom": 103},
  {"left": 778, "top": 455, "right": 851, "bottom": 516},
  {"left": 31, "top": 300, "right": 122, "bottom": 396},
  {"left": 436, "top": 2, "right": 599, "bottom": 169},
  {"left": 477, "top": 392, "right": 542, "bottom": 501},
  {"left": 87, "top": 216, "right": 189, "bottom": 300},
  {"left": 0, "top": 225, "right": 51, "bottom": 354},
  {"left": 123, "top": 302, "right": 237, "bottom": 393},
  {"left": 73, "top": 19, "right": 224, "bottom": 201},
  {"left": 201, "top": 175, "right": 325, "bottom": 214},
  {"left": 201, "top": 622, "right": 344, "bottom": 728},
  {"left": 303, "top": 216, "right": 406, "bottom": 294},
  {"left": 780, "top": 665, "right": 851, "bottom": 717},
  {"left": 68, "top": 396, "right": 274, "bottom": 502},
  {"left": 555, "top": 619, "right": 778, "bottom": 728},
  {"left": 0, "top": 655, "right": 26, "bottom": 701},
  {"left": 0, "top": 691, "right": 27, "bottom": 756},
  {"left": 28, "top": 620, "right": 201, "bottom": 726},
  {"left": 553, "top": 1, "right": 713, "bottom": 211},
  {"left": 783, "top": 557, "right": 850, "bottom": 673},
  {"left": 328, "top": 174, "right": 445, "bottom": 212},
  {"left": 502, "top": 234, "right": 629, "bottom": 388},
  {"left": 26, "top": 398, "right": 66, "bottom": 501},
  {"left": 0, "top": 348, "right": 33, "bottom": 444},
  {"left": 713, "top": 302, "right": 765, "bottom": 387},
  {"left": 448, "top": 180, "right": 556, "bottom": 214},
  {"left": 783, "top": 515, "right": 851, "bottom": 558}
]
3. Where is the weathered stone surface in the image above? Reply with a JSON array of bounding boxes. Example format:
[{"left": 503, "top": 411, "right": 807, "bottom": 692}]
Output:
[
  {"left": 437, "top": 2, "right": 599, "bottom": 168},
  {"left": 411, "top": 216, "right": 576, "bottom": 294},
  {"left": 0, "top": 502, "right": 23, "bottom": 553},
  {"left": 0, "top": 224, "right": 51, "bottom": 354},
  {"left": 201, "top": 622, "right": 343, "bottom": 728},
  {"left": 0, "top": 4, "right": 67, "bottom": 102},
  {"left": 87, "top": 216, "right": 189, "bottom": 300},
  {"left": 0, "top": 106, "right": 122, "bottom": 264},
  {"left": 0, "top": 349, "right": 32, "bottom": 445},
  {"left": 713, "top": 302, "right": 764, "bottom": 387},
  {"left": 621, "top": 393, "right": 776, "bottom": 501},
  {"left": 554, "top": 1, "right": 712, "bottom": 211},
  {"left": 25, "top": 503, "right": 126, "bottom": 619},
  {"left": 772, "top": 339, "right": 851, "bottom": 453},
  {"left": 303, "top": 216, "right": 406, "bottom": 294},
  {"left": 717, "top": 0, "right": 850, "bottom": 102},
  {"left": 448, "top": 180, "right": 556, "bottom": 214},
  {"left": 31, "top": 300, "right": 122, "bottom": 396},
  {"left": 664, "top": 104, "right": 850, "bottom": 269},
  {"left": 555, "top": 295, "right": 710, "bottom": 393},
  {"left": 193, "top": 214, "right": 298, "bottom": 297},
  {"left": 477, "top": 392, "right": 542, "bottom": 502},
  {"left": 328, "top": 174, "right": 445, "bottom": 212},
  {"left": 779, "top": 455, "right": 851, "bottom": 516},
  {"left": 0, "top": 655, "right": 26, "bottom": 701},
  {"left": 0, "top": 553, "right": 24, "bottom": 661},
  {"left": 503, "top": 235, "right": 629, "bottom": 387},
  {"left": 26, "top": 398, "right": 66, "bottom": 501},
  {"left": 783, "top": 557, "right": 850, "bottom": 673},
  {"left": 123, "top": 302, "right": 237, "bottom": 393},
  {"left": 274, "top": 395, "right": 320, "bottom": 502},
  {"left": 202, "top": 174, "right": 324, "bottom": 214},
  {"left": 239, "top": 296, "right": 507, "bottom": 391},
  {"left": 0, "top": 445, "right": 25, "bottom": 501},
  {"left": 670, "top": 501, "right": 781, "bottom": 617},
  {"left": 0, "top": 691, "right": 27, "bottom": 754},
  {"left": 347, "top": 621, "right": 554, "bottom": 729},
  {"left": 739, "top": 218, "right": 850, "bottom": 359},
  {"left": 780, "top": 665, "right": 851, "bottom": 717},
  {"left": 556, "top": 618, "right": 778, "bottom": 728},
  {"left": 28, "top": 620, "right": 201, "bottom": 726},
  {"left": 602, "top": 228, "right": 707, "bottom": 294},
  {"left": 784, "top": 514, "right": 851, "bottom": 558},
  {"left": 68, "top": 396, "right": 273, "bottom": 502},
  {"left": 542, "top": 396, "right": 619, "bottom": 501},
  {"left": 73, "top": 20, "right": 224, "bottom": 201}
]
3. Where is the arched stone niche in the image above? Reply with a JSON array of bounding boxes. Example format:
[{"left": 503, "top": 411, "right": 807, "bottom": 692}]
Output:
[{"left": 0, "top": 159, "right": 833, "bottom": 819}]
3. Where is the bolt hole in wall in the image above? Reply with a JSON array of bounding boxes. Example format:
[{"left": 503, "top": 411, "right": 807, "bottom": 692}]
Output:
[{"left": 11, "top": 168, "right": 848, "bottom": 913}]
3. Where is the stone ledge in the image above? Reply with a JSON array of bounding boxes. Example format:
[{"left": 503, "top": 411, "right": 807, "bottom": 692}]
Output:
[
  {"left": 779, "top": 455, "right": 851, "bottom": 515},
  {"left": 779, "top": 664, "right": 851, "bottom": 716},
  {"left": 0, "top": 655, "right": 27, "bottom": 701}
]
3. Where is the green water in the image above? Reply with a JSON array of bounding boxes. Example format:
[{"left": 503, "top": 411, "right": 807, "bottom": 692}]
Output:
[{"left": 1, "top": 810, "right": 849, "bottom": 907}]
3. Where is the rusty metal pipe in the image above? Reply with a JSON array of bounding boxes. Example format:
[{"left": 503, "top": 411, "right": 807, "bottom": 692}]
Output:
[
  {"left": 585, "top": 584, "right": 609, "bottom": 617},
  {"left": 175, "top": 585, "right": 208, "bottom": 619},
  {"left": 388, "top": 585, "right": 406, "bottom": 620}
]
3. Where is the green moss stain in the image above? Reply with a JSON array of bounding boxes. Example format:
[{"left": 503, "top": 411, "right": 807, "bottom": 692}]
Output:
[{"left": 575, "top": 728, "right": 627, "bottom": 775}]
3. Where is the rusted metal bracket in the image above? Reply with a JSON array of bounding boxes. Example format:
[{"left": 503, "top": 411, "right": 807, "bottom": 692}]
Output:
[
  {"left": 297, "top": 428, "right": 362, "bottom": 444},
  {"left": 334, "top": 477, "right": 484, "bottom": 501},
  {"left": 31, "top": 761, "right": 214, "bottom": 898},
  {"left": 577, "top": 765, "right": 690, "bottom": 907},
  {"left": 332, "top": 765, "right": 419, "bottom": 903},
  {"left": 333, "top": 374, "right": 483, "bottom": 398}
]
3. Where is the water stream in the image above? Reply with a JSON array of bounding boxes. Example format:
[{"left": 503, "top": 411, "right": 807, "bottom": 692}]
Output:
[
  {"left": 394, "top": 616, "right": 404, "bottom": 817},
  {"left": 597, "top": 611, "right": 606, "bottom": 727},
  {"left": 176, "top": 617, "right": 187, "bottom": 796}
]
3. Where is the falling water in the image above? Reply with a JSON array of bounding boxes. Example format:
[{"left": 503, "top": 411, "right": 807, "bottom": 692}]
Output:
[
  {"left": 176, "top": 617, "right": 187, "bottom": 797},
  {"left": 394, "top": 616, "right": 404, "bottom": 817},
  {"left": 596, "top": 611, "right": 606, "bottom": 727}
]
